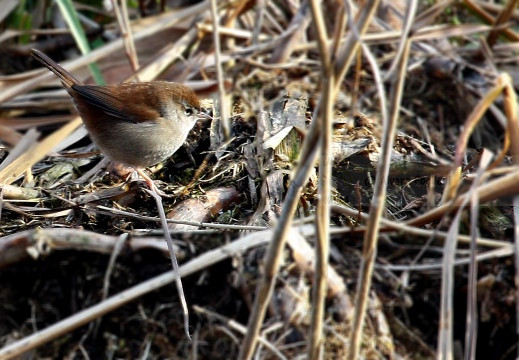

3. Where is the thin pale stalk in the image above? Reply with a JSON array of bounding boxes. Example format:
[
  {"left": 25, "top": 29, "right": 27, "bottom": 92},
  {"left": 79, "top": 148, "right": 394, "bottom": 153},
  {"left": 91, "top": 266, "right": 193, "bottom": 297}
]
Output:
[
  {"left": 111, "top": 0, "right": 140, "bottom": 75},
  {"left": 384, "top": 0, "right": 418, "bottom": 79},
  {"left": 309, "top": 0, "right": 330, "bottom": 67},
  {"left": 307, "top": 0, "right": 334, "bottom": 356},
  {"left": 407, "top": 167, "right": 519, "bottom": 228},
  {"left": 438, "top": 199, "right": 467, "bottom": 359},
  {"left": 144, "top": 189, "right": 190, "bottom": 339},
  {"left": 308, "top": 0, "right": 333, "bottom": 359},
  {"left": 465, "top": 151, "right": 492, "bottom": 360},
  {"left": 251, "top": 0, "right": 266, "bottom": 45},
  {"left": 309, "top": 74, "right": 333, "bottom": 359},
  {"left": 210, "top": 0, "right": 231, "bottom": 140},
  {"left": 439, "top": 153, "right": 491, "bottom": 359},
  {"left": 341, "top": 0, "right": 388, "bottom": 357},
  {"left": 333, "top": 0, "right": 381, "bottom": 96},
  {"left": 347, "top": 37, "right": 411, "bottom": 360}
]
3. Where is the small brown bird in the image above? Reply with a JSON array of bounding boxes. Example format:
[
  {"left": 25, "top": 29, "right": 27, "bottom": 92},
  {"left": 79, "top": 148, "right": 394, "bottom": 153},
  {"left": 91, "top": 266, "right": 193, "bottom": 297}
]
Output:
[{"left": 31, "top": 48, "right": 201, "bottom": 192}]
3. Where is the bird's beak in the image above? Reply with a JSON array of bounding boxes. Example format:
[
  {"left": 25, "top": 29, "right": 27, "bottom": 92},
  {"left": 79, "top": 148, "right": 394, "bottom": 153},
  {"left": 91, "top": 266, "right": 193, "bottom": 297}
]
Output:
[{"left": 198, "top": 108, "right": 213, "bottom": 120}]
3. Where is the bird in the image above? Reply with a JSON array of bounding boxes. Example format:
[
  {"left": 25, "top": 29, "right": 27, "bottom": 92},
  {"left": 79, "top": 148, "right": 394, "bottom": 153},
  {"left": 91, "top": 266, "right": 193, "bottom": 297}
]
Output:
[{"left": 32, "top": 48, "right": 202, "bottom": 194}]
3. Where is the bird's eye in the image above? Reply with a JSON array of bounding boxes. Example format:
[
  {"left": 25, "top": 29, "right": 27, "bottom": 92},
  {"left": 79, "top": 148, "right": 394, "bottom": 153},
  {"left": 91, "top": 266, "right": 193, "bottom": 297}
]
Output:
[{"left": 185, "top": 108, "right": 194, "bottom": 116}]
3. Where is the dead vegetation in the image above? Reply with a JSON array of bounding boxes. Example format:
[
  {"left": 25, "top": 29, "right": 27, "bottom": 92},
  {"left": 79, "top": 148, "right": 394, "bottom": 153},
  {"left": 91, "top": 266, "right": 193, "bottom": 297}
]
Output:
[{"left": 1, "top": 0, "right": 519, "bottom": 359}]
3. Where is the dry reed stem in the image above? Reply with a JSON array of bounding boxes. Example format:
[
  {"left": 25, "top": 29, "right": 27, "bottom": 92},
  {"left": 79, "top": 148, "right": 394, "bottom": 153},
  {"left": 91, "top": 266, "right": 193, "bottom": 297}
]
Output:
[
  {"left": 464, "top": 150, "right": 493, "bottom": 360},
  {"left": 0, "top": 117, "right": 82, "bottom": 185},
  {"left": 308, "top": 0, "right": 332, "bottom": 355},
  {"left": 348, "top": 38, "right": 409, "bottom": 360},
  {"left": 308, "top": 0, "right": 350, "bottom": 356},
  {"left": 111, "top": 0, "right": 140, "bottom": 75},
  {"left": 408, "top": 167, "right": 519, "bottom": 228},
  {"left": 210, "top": 0, "right": 231, "bottom": 140},
  {"left": 447, "top": 74, "right": 510, "bottom": 201},
  {"left": 145, "top": 189, "right": 191, "bottom": 338},
  {"left": 485, "top": 0, "right": 519, "bottom": 46},
  {"left": 438, "top": 151, "right": 491, "bottom": 359},
  {"left": 346, "top": 0, "right": 401, "bottom": 358},
  {"left": 463, "top": 0, "right": 519, "bottom": 41}
]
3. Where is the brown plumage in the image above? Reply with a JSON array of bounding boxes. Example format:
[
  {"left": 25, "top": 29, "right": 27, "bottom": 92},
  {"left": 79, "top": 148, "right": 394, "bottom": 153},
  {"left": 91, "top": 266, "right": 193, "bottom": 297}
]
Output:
[{"left": 32, "top": 49, "right": 201, "bottom": 186}]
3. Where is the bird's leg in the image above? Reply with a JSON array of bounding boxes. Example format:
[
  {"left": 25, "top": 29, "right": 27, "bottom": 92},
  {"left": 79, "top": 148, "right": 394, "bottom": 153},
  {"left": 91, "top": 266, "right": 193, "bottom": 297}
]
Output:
[{"left": 136, "top": 168, "right": 169, "bottom": 197}]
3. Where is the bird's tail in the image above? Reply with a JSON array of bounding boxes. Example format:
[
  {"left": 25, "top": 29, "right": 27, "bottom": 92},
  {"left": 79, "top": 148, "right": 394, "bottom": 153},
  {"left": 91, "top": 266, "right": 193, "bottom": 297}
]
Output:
[{"left": 31, "top": 49, "right": 82, "bottom": 88}]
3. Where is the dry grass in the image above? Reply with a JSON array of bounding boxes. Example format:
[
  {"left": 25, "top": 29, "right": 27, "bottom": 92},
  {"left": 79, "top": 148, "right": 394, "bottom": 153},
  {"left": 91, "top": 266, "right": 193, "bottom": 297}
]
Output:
[{"left": 1, "top": 1, "right": 519, "bottom": 359}]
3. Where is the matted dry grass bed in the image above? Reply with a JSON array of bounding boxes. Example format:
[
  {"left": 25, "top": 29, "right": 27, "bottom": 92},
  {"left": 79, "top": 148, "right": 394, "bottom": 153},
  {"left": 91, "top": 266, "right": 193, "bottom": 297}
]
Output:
[{"left": 1, "top": 1, "right": 518, "bottom": 359}]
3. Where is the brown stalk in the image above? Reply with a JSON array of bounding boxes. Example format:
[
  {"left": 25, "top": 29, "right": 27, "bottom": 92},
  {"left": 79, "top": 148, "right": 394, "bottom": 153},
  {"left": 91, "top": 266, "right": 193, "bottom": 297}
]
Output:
[
  {"left": 463, "top": 0, "right": 519, "bottom": 41},
  {"left": 485, "top": 0, "right": 519, "bottom": 47}
]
